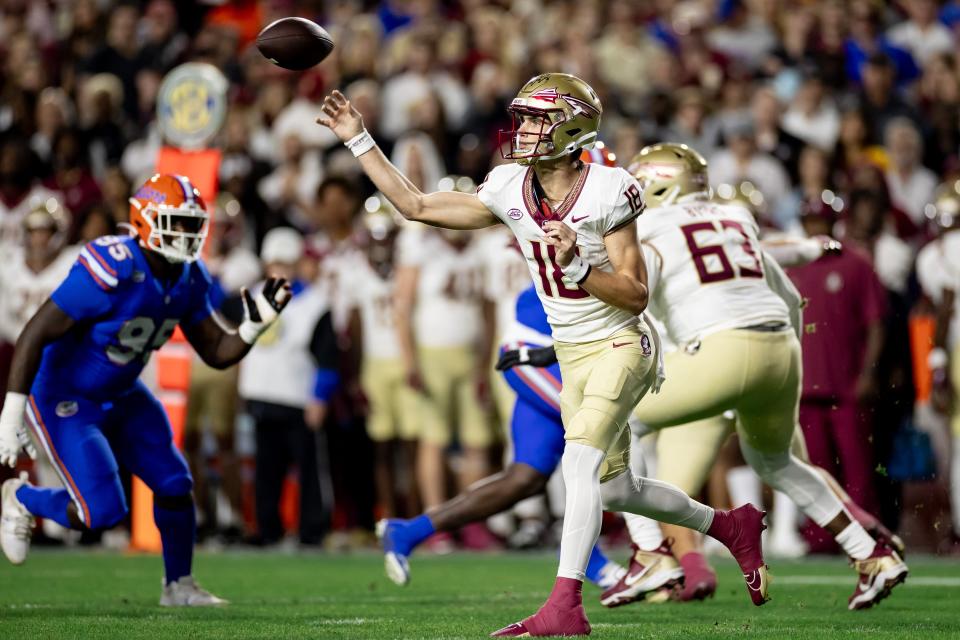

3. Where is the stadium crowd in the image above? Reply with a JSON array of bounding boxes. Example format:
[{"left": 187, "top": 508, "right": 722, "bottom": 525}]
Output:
[{"left": 0, "top": 0, "right": 959, "bottom": 555}]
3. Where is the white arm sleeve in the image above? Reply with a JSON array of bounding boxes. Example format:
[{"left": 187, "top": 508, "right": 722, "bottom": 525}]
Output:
[{"left": 763, "top": 251, "right": 803, "bottom": 340}]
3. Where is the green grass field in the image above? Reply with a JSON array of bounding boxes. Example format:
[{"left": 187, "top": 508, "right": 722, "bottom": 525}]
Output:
[{"left": 1, "top": 549, "right": 958, "bottom": 639}]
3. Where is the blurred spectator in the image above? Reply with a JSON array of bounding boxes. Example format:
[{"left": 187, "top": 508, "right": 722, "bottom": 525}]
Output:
[
  {"left": 258, "top": 133, "right": 323, "bottom": 232},
  {"left": 593, "top": 1, "right": 665, "bottom": 105},
  {"left": 843, "top": 189, "right": 914, "bottom": 296},
  {"left": 884, "top": 117, "right": 937, "bottom": 226},
  {"left": 139, "top": 0, "right": 189, "bottom": 73},
  {"left": 379, "top": 32, "right": 469, "bottom": 141},
  {"left": 239, "top": 228, "right": 339, "bottom": 546},
  {"left": 858, "top": 53, "right": 922, "bottom": 145},
  {"left": 788, "top": 206, "right": 887, "bottom": 549},
  {"left": 659, "top": 88, "right": 721, "bottom": 159},
  {"left": 308, "top": 176, "right": 364, "bottom": 330},
  {"left": 710, "top": 116, "right": 791, "bottom": 215},
  {"left": 30, "top": 88, "right": 74, "bottom": 164},
  {"left": 78, "top": 73, "right": 129, "bottom": 178},
  {"left": 774, "top": 145, "right": 836, "bottom": 232},
  {"left": 845, "top": 1, "right": 920, "bottom": 87},
  {"left": 751, "top": 86, "right": 805, "bottom": 182},
  {"left": 706, "top": 0, "right": 777, "bottom": 69},
  {"left": 782, "top": 68, "right": 840, "bottom": 152},
  {"left": 41, "top": 128, "right": 102, "bottom": 233},
  {"left": 0, "top": 137, "right": 61, "bottom": 248},
  {"left": 77, "top": 204, "right": 118, "bottom": 243},
  {"left": 886, "top": 0, "right": 954, "bottom": 66},
  {"left": 79, "top": 2, "right": 148, "bottom": 120}
]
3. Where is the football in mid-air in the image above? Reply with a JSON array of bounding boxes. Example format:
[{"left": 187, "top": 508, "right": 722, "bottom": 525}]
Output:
[{"left": 256, "top": 17, "right": 334, "bottom": 71}]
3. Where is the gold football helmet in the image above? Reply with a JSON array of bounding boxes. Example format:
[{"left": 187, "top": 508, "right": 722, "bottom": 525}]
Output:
[
  {"left": 925, "top": 180, "right": 960, "bottom": 231},
  {"left": 501, "top": 73, "right": 603, "bottom": 165},
  {"left": 23, "top": 197, "right": 70, "bottom": 253},
  {"left": 627, "top": 143, "right": 709, "bottom": 208}
]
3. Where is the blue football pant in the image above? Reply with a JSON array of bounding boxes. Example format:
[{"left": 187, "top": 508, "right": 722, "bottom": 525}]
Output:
[{"left": 18, "top": 380, "right": 195, "bottom": 582}]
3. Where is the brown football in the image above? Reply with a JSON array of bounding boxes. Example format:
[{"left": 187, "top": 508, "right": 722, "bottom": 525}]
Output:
[{"left": 256, "top": 17, "right": 334, "bottom": 71}]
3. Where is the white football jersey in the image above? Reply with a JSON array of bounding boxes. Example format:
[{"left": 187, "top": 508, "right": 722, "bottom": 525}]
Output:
[
  {"left": 637, "top": 198, "right": 790, "bottom": 345},
  {"left": 340, "top": 256, "right": 401, "bottom": 360},
  {"left": 0, "top": 245, "right": 79, "bottom": 343},
  {"left": 398, "top": 227, "right": 486, "bottom": 348},
  {"left": 916, "top": 230, "right": 960, "bottom": 348},
  {"left": 477, "top": 162, "right": 644, "bottom": 343},
  {"left": 476, "top": 226, "right": 530, "bottom": 339},
  {"left": 313, "top": 234, "right": 365, "bottom": 333}
]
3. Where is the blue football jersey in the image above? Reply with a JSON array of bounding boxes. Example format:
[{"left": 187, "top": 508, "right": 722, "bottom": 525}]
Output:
[
  {"left": 515, "top": 285, "right": 552, "bottom": 338},
  {"left": 36, "top": 235, "right": 215, "bottom": 400}
]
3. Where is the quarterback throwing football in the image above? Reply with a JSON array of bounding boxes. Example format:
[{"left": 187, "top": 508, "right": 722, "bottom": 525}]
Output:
[{"left": 318, "top": 74, "right": 767, "bottom": 636}]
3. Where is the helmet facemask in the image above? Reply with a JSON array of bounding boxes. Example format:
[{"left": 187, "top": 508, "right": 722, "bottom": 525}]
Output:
[{"left": 130, "top": 199, "right": 210, "bottom": 263}]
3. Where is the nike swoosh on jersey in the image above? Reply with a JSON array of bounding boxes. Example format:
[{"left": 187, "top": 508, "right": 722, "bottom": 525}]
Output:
[{"left": 570, "top": 215, "right": 589, "bottom": 223}]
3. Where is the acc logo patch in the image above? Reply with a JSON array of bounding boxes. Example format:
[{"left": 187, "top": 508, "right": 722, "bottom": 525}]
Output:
[
  {"left": 55, "top": 401, "right": 79, "bottom": 418},
  {"left": 508, "top": 208, "right": 523, "bottom": 220},
  {"left": 640, "top": 334, "right": 652, "bottom": 357}
]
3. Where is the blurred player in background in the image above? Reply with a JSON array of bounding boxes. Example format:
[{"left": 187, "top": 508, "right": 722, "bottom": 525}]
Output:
[
  {"left": 342, "top": 197, "right": 421, "bottom": 520},
  {"left": 0, "top": 200, "right": 79, "bottom": 542},
  {"left": 238, "top": 227, "right": 338, "bottom": 547},
  {"left": 393, "top": 181, "right": 497, "bottom": 551},
  {"left": 0, "top": 174, "right": 291, "bottom": 605},
  {"left": 319, "top": 74, "right": 770, "bottom": 636},
  {"left": 183, "top": 195, "right": 261, "bottom": 542},
  {"left": 917, "top": 183, "right": 960, "bottom": 544}
]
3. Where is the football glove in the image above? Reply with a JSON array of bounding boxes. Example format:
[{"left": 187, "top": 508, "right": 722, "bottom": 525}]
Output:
[
  {"left": 238, "top": 277, "right": 293, "bottom": 344},
  {"left": 495, "top": 345, "right": 558, "bottom": 371},
  {"left": 0, "top": 392, "right": 37, "bottom": 468}
]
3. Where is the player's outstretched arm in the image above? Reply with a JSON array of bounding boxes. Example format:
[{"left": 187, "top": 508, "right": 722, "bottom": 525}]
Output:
[
  {"left": 544, "top": 220, "right": 648, "bottom": 315},
  {"left": 183, "top": 277, "right": 292, "bottom": 369},
  {"left": 316, "top": 90, "right": 497, "bottom": 230},
  {"left": 0, "top": 299, "right": 75, "bottom": 466}
]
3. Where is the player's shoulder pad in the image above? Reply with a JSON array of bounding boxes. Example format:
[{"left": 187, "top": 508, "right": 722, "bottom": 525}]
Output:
[
  {"left": 78, "top": 235, "right": 138, "bottom": 291},
  {"left": 590, "top": 165, "right": 635, "bottom": 206},
  {"left": 477, "top": 162, "right": 525, "bottom": 196}
]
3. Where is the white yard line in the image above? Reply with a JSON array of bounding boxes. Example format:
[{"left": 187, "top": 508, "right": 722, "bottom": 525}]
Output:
[{"left": 774, "top": 576, "right": 960, "bottom": 587}]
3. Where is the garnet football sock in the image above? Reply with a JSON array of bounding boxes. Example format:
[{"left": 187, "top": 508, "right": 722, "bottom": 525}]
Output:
[
  {"left": 154, "top": 501, "right": 196, "bottom": 584},
  {"left": 16, "top": 486, "right": 73, "bottom": 528}
]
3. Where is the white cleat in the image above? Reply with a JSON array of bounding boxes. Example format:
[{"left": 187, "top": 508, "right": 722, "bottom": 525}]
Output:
[
  {"left": 1, "top": 472, "right": 35, "bottom": 565},
  {"left": 160, "top": 576, "right": 229, "bottom": 607},
  {"left": 600, "top": 542, "right": 685, "bottom": 607},
  {"left": 376, "top": 519, "right": 411, "bottom": 586}
]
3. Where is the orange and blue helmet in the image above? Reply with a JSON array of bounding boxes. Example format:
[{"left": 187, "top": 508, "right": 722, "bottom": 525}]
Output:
[
  {"left": 128, "top": 174, "right": 209, "bottom": 263},
  {"left": 579, "top": 141, "right": 617, "bottom": 167}
]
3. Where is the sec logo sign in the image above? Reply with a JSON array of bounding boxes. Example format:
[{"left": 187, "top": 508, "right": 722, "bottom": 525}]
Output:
[
  {"left": 507, "top": 208, "right": 523, "bottom": 220},
  {"left": 157, "top": 63, "right": 228, "bottom": 149}
]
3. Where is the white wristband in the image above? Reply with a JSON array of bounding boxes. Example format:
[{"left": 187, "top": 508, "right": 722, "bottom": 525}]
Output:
[
  {"left": 0, "top": 392, "right": 27, "bottom": 427},
  {"left": 345, "top": 129, "right": 376, "bottom": 157},
  {"left": 928, "top": 347, "right": 949, "bottom": 370},
  {"left": 561, "top": 254, "right": 591, "bottom": 285}
]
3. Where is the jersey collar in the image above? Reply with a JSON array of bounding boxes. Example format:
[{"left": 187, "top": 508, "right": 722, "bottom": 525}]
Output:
[{"left": 522, "top": 164, "right": 590, "bottom": 227}]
